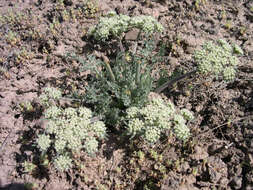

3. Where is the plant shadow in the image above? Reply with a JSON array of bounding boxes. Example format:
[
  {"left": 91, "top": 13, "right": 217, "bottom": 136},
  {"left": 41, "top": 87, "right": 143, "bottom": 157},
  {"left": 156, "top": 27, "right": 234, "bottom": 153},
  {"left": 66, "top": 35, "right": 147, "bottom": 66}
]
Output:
[{"left": 0, "top": 183, "right": 25, "bottom": 190}]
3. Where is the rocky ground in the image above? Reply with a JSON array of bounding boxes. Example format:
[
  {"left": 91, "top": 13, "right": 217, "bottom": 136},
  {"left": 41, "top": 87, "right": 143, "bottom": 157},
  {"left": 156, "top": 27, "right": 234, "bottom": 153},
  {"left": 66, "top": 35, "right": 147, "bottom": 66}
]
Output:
[{"left": 0, "top": 0, "right": 252, "bottom": 189}]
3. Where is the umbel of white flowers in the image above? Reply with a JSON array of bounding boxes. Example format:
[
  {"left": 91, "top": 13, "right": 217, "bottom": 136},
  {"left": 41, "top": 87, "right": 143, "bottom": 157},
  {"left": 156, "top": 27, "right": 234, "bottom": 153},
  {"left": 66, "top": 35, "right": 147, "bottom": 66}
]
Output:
[
  {"left": 155, "top": 39, "right": 244, "bottom": 93},
  {"left": 125, "top": 94, "right": 194, "bottom": 144},
  {"left": 194, "top": 39, "right": 243, "bottom": 81},
  {"left": 88, "top": 11, "right": 164, "bottom": 41},
  {"left": 37, "top": 88, "right": 107, "bottom": 171}
]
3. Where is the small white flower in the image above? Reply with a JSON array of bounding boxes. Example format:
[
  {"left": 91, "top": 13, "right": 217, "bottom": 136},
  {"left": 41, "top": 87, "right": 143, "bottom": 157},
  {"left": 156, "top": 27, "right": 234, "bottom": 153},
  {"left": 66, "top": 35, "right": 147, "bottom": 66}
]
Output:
[
  {"left": 78, "top": 107, "right": 92, "bottom": 119},
  {"left": 127, "top": 118, "right": 144, "bottom": 137},
  {"left": 223, "top": 66, "right": 236, "bottom": 81},
  {"left": 144, "top": 127, "right": 161, "bottom": 144},
  {"left": 89, "top": 14, "right": 163, "bottom": 41},
  {"left": 63, "top": 107, "right": 77, "bottom": 119},
  {"left": 37, "top": 134, "right": 51, "bottom": 152},
  {"left": 46, "top": 120, "right": 58, "bottom": 134},
  {"left": 92, "top": 121, "right": 107, "bottom": 139},
  {"left": 84, "top": 137, "right": 98, "bottom": 155},
  {"left": 54, "top": 138, "right": 66, "bottom": 153},
  {"left": 195, "top": 39, "right": 241, "bottom": 81},
  {"left": 174, "top": 114, "right": 186, "bottom": 125},
  {"left": 126, "top": 106, "right": 139, "bottom": 119},
  {"left": 44, "top": 106, "right": 62, "bottom": 119},
  {"left": 54, "top": 155, "right": 72, "bottom": 171},
  {"left": 174, "top": 123, "right": 190, "bottom": 141},
  {"left": 125, "top": 97, "right": 189, "bottom": 144},
  {"left": 67, "top": 137, "right": 82, "bottom": 151}
]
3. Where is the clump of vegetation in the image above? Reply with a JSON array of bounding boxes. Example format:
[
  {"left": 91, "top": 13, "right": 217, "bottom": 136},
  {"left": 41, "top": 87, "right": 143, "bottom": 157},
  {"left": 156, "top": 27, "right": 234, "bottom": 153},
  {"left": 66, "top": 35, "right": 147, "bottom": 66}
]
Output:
[
  {"left": 19, "top": 101, "right": 34, "bottom": 113},
  {"left": 36, "top": 87, "right": 107, "bottom": 171},
  {"left": 0, "top": 9, "right": 28, "bottom": 27},
  {"left": 195, "top": 39, "right": 243, "bottom": 81},
  {"left": 155, "top": 39, "right": 243, "bottom": 93},
  {"left": 194, "top": 0, "right": 207, "bottom": 10},
  {"left": 125, "top": 94, "right": 193, "bottom": 144},
  {"left": 72, "top": 12, "right": 166, "bottom": 125},
  {"left": 81, "top": 0, "right": 99, "bottom": 18},
  {"left": 49, "top": 18, "right": 61, "bottom": 37},
  {"left": 22, "top": 161, "right": 36, "bottom": 174},
  {"left": 80, "top": 50, "right": 155, "bottom": 125},
  {"left": 5, "top": 31, "right": 20, "bottom": 45}
]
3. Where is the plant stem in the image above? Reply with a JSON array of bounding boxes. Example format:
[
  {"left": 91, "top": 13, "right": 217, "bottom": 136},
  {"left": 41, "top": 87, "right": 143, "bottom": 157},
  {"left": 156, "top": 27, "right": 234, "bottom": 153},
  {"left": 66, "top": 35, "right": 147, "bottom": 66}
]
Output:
[
  {"left": 101, "top": 54, "right": 116, "bottom": 82},
  {"left": 132, "top": 30, "right": 142, "bottom": 54},
  {"left": 118, "top": 36, "right": 125, "bottom": 52},
  {"left": 133, "top": 31, "right": 142, "bottom": 85},
  {"left": 155, "top": 69, "right": 197, "bottom": 93},
  {"left": 136, "top": 60, "right": 141, "bottom": 85}
]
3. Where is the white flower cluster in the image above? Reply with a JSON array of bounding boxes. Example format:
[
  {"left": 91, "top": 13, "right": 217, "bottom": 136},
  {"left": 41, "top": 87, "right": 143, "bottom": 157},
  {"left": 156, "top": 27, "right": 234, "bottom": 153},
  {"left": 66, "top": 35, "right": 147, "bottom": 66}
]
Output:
[
  {"left": 173, "top": 121, "right": 190, "bottom": 142},
  {"left": 130, "top": 15, "right": 164, "bottom": 34},
  {"left": 127, "top": 118, "right": 144, "bottom": 138},
  {"left": 144, "top": 127, "right": 161, "bottom": 144},
  {"left": 125, "top": 107, "right": 139, "bottom": 119},
  {"left": 78, "top": 107, "right": 92, "bottom": 120},
  {"left": 36, "top": 88, "right": 107, "bottom": 171},
  {"left": 125, "top": 95, "right": 193, "bottom": 144},
  {"left": 223, "top": 66, "right": 236, "bottom": 81},
  {"left": 44, "top": 106, "right": 62, "bottom": 119},
  {"left": 39, "top": 87, "right": 62, "bottom": 107},
  {"left": 54, "top": 138, "right": 66, "bottom": 153},
  {"left": 37, "top": 134, "right": 51, "bottom": 152},
  {"left": 43, "top": 106, "right": 106, "bottom": 153},
  {"left": 88, "top": 12, "right": 164, "bottom": 41},
  {"left": 84, "top": 137, "right": 98, "bottom": 156},
  {"left": 173, "top": 114, "right": 190, "bottom": 141},
  {"left": 54, "top": 155, "right": 72, "bottom": 171},
  {"left": 194, "top": 39, "right": 243, "bottom": 81},
  {"left": 92, "top": 121, "right": 107, "bottom": 140}
]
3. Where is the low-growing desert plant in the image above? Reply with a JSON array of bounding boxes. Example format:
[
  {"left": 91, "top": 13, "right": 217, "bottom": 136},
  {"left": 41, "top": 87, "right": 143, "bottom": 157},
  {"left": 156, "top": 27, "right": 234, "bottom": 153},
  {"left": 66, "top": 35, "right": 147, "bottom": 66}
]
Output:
[
  {"left": 81, "top": 0, "right": 99, "bottom": 18},
  {"left": 79, "top": 12, "right": 243, "bottom": 127},
  {"left": 60, "top": 13, "right": 245, "bottom": 156},
  {"left": 36, "top": 87, "right": 107, "bottom": 171}
]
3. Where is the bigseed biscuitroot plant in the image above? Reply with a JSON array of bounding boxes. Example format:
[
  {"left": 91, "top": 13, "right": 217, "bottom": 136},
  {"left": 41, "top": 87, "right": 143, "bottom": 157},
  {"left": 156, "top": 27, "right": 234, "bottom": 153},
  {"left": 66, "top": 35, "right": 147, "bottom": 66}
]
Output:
[{"left": 32, "top": 12, "right": 245, "bottom": 173}]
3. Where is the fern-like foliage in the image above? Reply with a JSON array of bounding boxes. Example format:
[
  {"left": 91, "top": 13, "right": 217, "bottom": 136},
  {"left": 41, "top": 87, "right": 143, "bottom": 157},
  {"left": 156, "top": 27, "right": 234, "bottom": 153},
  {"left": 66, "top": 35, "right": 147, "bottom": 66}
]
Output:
[
  {"left": 82, "top": 52, "right": 153, "bottom": 125},
  {"left": 68, "top": 38, "right": 167, "bottom": 126}
]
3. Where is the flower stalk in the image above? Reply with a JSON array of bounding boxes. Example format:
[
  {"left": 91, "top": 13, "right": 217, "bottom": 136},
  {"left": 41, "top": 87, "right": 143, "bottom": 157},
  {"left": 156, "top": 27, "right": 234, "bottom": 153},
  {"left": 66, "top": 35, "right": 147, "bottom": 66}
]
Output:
[
  {"left": 135, "top": 60, "right": 141, "bottom": 85},
  {"left": 101, "top": 54, "right": 116, "bottom": 82}
]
